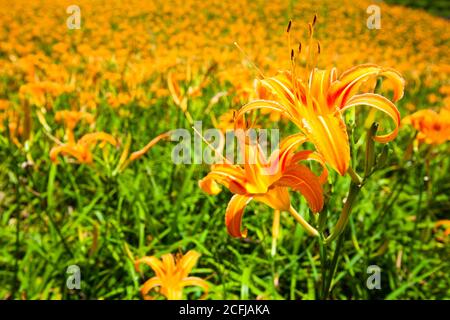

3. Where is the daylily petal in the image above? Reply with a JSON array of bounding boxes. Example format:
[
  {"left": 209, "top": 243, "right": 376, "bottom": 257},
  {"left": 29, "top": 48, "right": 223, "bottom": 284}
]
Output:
[
  {"left": 49, "top": 144, "right": 92, "bottom": 163},
  {"left": 205, "top": 164, "right": 248, "bottom": 194},
  {"left": 78, "top": 132, "right": 117, "bottom": 146},
  {"left": 225, "top": 194, "right": 252, "bottom": 238},
  {"left": 241, "top": 142, "right": 282, "bottom": 193},
  {"left": 129, "top": 131, "right": 171, "bottom": 161},
  {"left": 161, "top": 253, "right": 176, "bottom": 275},
  {"left": 135, "top": 256, "right": 165, "bottom": 278},
  {"left": 342, "top": 93, "right": 401, "bottom": 143},
  {"left": 55, "top": 110, "right": 95, "bottom": 130},
  {"left": 254, "top": 186, "right": 291, "bottom": 211},
  {"left": 329, "top": 64, "right": 405, "bottom": 107},
  {"left": 167, "top": 72, "right": 182, "bottom": 107},
  {"left": 302, "top": 112, "right": 350, "bottom": 175},
  {"left": 290, "top": 150, "right": 328, "bottom": 184},
  {"left": 141, "top": 276, "right": 162, "bottom": 298},
  {"left": 163, "top": 287, "right": 183, "bottom": 300},
  {"left": 278, "top": 132, "right": 307, "bottom": 158},
  {"left": 260, "top": 77, "right": 297, "bottom": 111},
  {"left": 266, "top": 132, "right": 308, "bottom": 176},
  {"left": 179, "top": 250, "right": 201, "bottom": 277},
  {"left": 181, "top": 276, "right": 209, "bottom": 296},
  {"left": 236, "top": 99, "right": 290, "bottom": 121},
  {"left": 49, "top": 145, "right": 70, "bottom": 163},
  {"left": 198, "top": 176, "right": 222, "bottom": 195},
  {"left": 435, "top": 220, "right": 450, "bottom": 237},
  {"left": 276, "top": 164, "right": 324, "bottom": 213},
  {"left": 309, "top": 68, "right": 337, "bottom": 111}
]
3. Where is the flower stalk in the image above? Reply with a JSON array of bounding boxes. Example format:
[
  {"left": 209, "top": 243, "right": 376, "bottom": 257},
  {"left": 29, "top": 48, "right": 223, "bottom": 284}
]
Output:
[
  {"left": 325, "top": 122, "right": 379, "bottom": 244},
  {"left": 288, "top": 206, "right": 319, "bottom": 237}
]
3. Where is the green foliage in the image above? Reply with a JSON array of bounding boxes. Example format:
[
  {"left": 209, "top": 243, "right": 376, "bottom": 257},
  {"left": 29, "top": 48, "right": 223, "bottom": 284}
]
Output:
[
  {"left": 0, "top": 76, "right": 448, "bottom": 300},
  {"left": 385, "top": 0, "right": 450, "bottom": 18}
]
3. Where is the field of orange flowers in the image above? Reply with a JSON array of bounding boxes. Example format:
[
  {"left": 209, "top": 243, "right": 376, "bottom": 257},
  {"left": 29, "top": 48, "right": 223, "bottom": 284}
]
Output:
[{"left": 0, "top": 0, "right": 449, "bottom": 300}]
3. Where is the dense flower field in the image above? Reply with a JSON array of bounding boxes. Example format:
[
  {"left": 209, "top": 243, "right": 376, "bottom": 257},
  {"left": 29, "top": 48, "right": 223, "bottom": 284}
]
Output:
[{"left": 0, "top": 0, "right": 448, "bottom": 300}]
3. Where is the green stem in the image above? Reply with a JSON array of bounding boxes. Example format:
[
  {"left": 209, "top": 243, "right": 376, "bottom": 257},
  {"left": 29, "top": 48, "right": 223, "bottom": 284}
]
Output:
[
  {"left": 47, "top": 164, "right": 74, "bottom": 258},
  {"left": 411, "top": 160, "right": 426, "bottom": 257},
  {"left": 348, "top": 167, "right": 362, "bottom": 185},
  {"left": 323, "top": 229, "right": 347, "bottom": 299},
  {"left": 325, "top": 182, "right": 361, "bottom": 244},
  {"left": 364, "top": 123, "right": 379, "bottom": 178},
  {"left": 12, "top": 157, "right": 21, "bottom": 298},
  {"left": 318, "top": 235, "right": 328, "bottom": 299}
]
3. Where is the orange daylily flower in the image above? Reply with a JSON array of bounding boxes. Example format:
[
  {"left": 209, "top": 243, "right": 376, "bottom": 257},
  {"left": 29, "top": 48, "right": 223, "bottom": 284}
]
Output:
[
  {"left": 55, "top": 110, "right": 95, "bottom": 130},
  {"left": 0, "top": 99, "right": 9, "bottom": 112},
  {"left": 167, "top": 72, "right": 193, "bottom": 123},
  {"left": 435, "top": 220, "right": 450, "bottom": 239},
  {"left": 0, "top": 100, "right": 32, "bottom": 147},
  {"left": 199, "top": 133, "right": 327, "bottom": 238},
  {"left": 403, "top": 108, "right": 450, "bottom": 145},
  {"left": 236, "top": 22, "right": 405, "bottom": 175},
  {"left": 167, "top": 65, "right": 215, "bottom": 124},
  {"left": 116, "top": 131, "right": 172, "bottom": 172},
  {"left": 4, "top": 109, "right": 25, "bottom": 146},
  {"left": 211, "top": 109, "right": 249, "bottom": 133},
  {"left": 50, "top": 132, "right": 117, "bottom": 164},
  {"left": 128, "top": 131, "right": 172, "bottom": 162},
  {"left": 106, "top": 92, "right": 132, "bottom": 109},
  {"left": 255, "top": 80, "right": 285, "bottom": 122},
  {"left": 19, "top": 82, "right": 73, "bottom": 108},
  {"left": 135, "top": 250, "right": 208, "bottom": 300},
  {"left": 55, "top": 110, "right": 95, "bottom": 143}
]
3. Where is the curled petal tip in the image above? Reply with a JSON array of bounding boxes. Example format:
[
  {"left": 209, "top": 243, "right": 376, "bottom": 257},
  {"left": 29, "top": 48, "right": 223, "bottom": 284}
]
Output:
[{"left": 198, "top": 177, "right": 222, "bottom": 195}]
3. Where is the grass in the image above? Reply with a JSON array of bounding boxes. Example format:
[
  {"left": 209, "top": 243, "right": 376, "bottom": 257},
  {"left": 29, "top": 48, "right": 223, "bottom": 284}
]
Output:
[{"left": 1, "top": 80, "right": 448, "bottom": 299}]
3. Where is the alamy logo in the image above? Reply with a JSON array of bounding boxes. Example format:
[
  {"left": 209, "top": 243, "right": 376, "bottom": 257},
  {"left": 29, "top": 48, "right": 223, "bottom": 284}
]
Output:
[
  {"left": 66, "top": 265, "right": 81, "bottom": 290},
  {"left": 66, "top": 5, "right": 81, "bottom": 30},
  {"left": 367, "top": 5, "right": 381, "bottom": 30},
  {"left": 169, "top": 123, "right": 281, "bottom": 175},
  {"left": 366, "top": 265, "right": 381, "bottom": 290}
]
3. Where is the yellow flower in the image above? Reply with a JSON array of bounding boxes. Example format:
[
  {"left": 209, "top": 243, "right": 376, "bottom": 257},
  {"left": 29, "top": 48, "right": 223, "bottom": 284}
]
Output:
[
  {"left": 199, "top": 132, "right": 327, "bottom": 238},
  {"left": 427, "top": 93, "right": 439, "bottom": 104},
  {"left": 106, "top": 92, "right": 132, "bottom": 109},
  {"left": 435, "top": 220, "right": 450, "bottom": 242},
  {"left": 255, "top": 80, "right": 285, "bottom": 122},
  {"left": 50, "top": 132, "right": 117, "bottom": 164},
  {"left": 403, "top": 108, "right": 450, "bottom": 145},
  {"left": 211, "top": 109, "right": 249, "bottom": 133},
  {"left": 135, "top": 250, "right": 208, "bottom": 300},
  {"left": 116, "top": 131, "right": 172, "bottom": 172},
  {"left": 236, "top": 20, "right": 405, "bottom": 175},
  {"left": 19, "top": 82, "right": 73, "bottom": 108},
  {"left": 55, "top": 110, "right": 95, "bottom": 143}
]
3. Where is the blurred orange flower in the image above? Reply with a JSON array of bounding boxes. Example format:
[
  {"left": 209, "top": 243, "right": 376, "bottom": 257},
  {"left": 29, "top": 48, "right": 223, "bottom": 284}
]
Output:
[
  {"left": 135, "top": 250, "right": 208, "bottom": 300},
  {"left": 50, "top": 132, "right": 117, "bottom": 164},
  {"left": 403, "top": 108, "right": 450, "bottom": 145},
  {"left": 55, "top": 110, "right": 95, "bottom": 143},
  {"left": 435, "top": 220, "right": 450, "bottom": 242}
]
